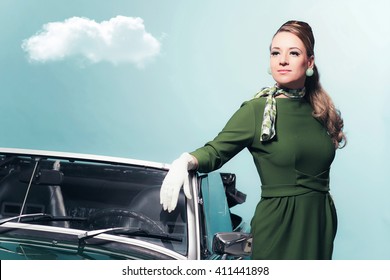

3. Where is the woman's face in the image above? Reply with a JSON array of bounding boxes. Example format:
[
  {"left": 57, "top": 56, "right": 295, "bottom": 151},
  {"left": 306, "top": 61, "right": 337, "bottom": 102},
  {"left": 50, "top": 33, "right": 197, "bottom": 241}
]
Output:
[{"left": 269, "top": 31, "right": 314, "bottom": 89}]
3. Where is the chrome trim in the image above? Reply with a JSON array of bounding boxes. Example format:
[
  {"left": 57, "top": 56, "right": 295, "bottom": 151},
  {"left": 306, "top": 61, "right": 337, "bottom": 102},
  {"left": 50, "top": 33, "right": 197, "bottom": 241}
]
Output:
[
  {"left": 188, "top": 174, "right": 202, "bottom": 260},
  {"left": 0, "top": 148, "right": 170, "bottom": 170},
  {"left": 185, "top": 174, "right": 197, "bottom": 259}
]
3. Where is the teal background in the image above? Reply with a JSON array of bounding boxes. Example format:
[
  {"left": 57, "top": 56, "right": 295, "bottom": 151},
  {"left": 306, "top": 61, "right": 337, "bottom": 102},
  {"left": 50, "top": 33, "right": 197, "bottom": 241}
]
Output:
[{"left": 0, "top": 0, "right": 389, "bottom": 259}]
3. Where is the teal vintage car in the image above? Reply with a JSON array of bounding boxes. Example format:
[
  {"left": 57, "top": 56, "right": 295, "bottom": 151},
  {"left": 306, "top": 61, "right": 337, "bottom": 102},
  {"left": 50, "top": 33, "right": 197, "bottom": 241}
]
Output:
[{"left": 0, "top": 148, "right": 251, "bottom": 260}]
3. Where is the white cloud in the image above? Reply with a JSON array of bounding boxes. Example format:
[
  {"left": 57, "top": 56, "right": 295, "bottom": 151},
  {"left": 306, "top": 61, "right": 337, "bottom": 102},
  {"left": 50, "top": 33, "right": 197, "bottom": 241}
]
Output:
[{"left": 21, "top": 16, "right": 161, "bottom": 67}]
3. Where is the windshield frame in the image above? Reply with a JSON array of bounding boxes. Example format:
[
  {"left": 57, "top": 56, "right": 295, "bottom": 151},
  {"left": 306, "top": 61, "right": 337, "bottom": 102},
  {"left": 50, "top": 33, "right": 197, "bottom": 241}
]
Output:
[{"left": 0, "top": 148, "right": 191, "bottom": 259}]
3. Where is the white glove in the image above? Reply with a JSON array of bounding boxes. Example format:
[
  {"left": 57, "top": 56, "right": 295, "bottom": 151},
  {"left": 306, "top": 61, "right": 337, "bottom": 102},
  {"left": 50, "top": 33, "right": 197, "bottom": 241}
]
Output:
[{"left": 160, "top": 153, "right": 197, "bottom": 212}]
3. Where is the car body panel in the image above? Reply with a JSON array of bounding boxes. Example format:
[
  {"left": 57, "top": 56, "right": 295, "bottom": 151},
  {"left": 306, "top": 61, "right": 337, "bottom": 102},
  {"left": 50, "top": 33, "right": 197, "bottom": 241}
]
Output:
[{"left": 200, "top": 173, "right": 233, "bottom": 251}]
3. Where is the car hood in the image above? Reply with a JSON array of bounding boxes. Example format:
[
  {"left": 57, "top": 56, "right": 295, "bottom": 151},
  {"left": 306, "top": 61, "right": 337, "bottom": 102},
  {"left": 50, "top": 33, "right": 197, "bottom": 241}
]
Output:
[{"left": 0, "top": 223, "right": 187, "bottom": 260}]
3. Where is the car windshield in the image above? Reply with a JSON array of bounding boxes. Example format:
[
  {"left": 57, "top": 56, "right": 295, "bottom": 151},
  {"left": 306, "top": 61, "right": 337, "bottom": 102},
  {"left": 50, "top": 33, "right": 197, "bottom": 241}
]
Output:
[{"left": 0, "top": 152, "right": 188, "bottom": 256}]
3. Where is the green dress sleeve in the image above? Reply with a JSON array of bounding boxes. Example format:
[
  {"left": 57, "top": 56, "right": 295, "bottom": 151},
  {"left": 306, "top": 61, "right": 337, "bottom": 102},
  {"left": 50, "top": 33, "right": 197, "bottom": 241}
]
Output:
[{"left": 190, "top": 101, "right": 259, "bottom": 173}]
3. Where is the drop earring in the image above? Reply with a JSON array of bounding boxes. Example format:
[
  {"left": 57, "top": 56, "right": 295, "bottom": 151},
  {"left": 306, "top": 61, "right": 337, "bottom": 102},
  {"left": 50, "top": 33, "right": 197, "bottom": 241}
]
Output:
[
  {"left": 267, "top": 67, "right": 272, "bottom": 75},
  {"left": 306, "top": 68, "right": 314, "bottom": 77}
]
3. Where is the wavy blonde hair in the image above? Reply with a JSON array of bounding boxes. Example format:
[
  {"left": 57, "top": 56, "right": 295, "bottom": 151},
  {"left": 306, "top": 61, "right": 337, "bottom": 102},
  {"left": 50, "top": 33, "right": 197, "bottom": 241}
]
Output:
[{"left": 274, "top": 20, "right": 346, "bottom": 148}]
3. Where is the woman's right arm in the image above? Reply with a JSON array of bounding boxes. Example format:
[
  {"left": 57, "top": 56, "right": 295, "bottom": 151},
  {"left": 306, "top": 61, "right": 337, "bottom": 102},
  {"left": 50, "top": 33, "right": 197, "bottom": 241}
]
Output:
[
  {"left": 190, "top": 100, "right": 257, "bottom": 173},
  {"left": 160, "top": 100, "right": 259, "bottom": 212}
]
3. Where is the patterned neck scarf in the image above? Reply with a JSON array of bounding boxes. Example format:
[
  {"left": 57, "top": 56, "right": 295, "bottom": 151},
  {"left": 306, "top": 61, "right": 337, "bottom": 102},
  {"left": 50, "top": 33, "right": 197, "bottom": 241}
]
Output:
[{"left": 253, "top": 85, "right": 306, "bottom": 142}]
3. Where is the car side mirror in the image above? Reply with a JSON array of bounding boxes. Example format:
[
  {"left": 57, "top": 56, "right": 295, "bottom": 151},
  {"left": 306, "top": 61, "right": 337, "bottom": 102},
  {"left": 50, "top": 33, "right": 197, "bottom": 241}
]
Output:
[{"left": 212, "top": 232, "right": 252, "bottom": 257}]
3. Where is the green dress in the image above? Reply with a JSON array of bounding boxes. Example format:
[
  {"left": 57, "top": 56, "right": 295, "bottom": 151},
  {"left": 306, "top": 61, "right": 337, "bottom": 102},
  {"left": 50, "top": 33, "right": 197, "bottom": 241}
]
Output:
[{"left": 191, "top": 96, "right": 337, "bottom": 260}]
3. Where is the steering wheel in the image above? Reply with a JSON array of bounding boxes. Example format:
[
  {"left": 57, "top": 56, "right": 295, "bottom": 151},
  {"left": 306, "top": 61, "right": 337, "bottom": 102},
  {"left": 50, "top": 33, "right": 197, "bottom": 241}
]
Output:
[{"left": 87, "top": 208, "right": 165, "bottom": 234}]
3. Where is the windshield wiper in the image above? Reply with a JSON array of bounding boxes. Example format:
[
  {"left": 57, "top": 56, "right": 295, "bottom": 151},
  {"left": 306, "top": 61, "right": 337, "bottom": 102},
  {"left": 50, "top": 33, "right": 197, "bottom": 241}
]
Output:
[
  {"left": 78, "top": 227, "right": 182, "bottom": 245},
  {"left": 0, "top": 213, "right": 87, "bottom": 226},
  {"left": 0, "top": 213, "right": 51, "bottom": 225}
]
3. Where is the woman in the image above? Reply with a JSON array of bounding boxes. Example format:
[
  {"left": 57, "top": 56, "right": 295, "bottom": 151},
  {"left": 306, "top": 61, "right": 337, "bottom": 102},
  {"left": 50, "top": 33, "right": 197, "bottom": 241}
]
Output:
[{"left": 160, "top": 20, "right": 346, "bottom": 259}]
